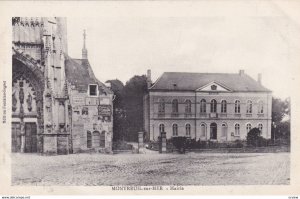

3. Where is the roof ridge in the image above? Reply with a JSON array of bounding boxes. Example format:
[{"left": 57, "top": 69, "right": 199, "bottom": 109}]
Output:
[
  {"left": 150, "top": 72, "right": 271, "bottom": 92},
  {"left": 164, "top": 71, "right": 238, "bottom": 75}
]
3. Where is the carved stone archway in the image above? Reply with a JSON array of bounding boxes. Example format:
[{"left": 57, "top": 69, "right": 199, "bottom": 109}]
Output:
[{"left": 12, "top": 50, "right": 45, "bottom": 153}]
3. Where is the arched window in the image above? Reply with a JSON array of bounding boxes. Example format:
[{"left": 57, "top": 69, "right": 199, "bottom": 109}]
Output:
[
  {"left": 172, "top": 99, "right": 178, "bottom": 113},
  {"left": 200, "top": 123, "right": 206, "bottom": 137},
  {"left": 221, "top": 123, "right": 227, "bottom": 137},
  {"left": 185, "top": 99, "right": 192, "bottom": 113},
  {"left": 200, "top": 99, "right": 206, "bottom": 113},
  {"left": 158, "top": 99, "right": 165, "bottom": 113},
  {"left": 258, "top": 123, "right": 263, "bottom": 134},
  {"left": 210, "top": 123, "right": 217, "bottom": 139},
  {"left": 186, "top": 124, "right": 191, "bottom": 136},
  {"left": 235, "top": 124, "right": 240, "bottom": 136},
  {"left": 258, "top": 101, "right": 264, "bottom": 114},
  {"left": 247, "top": 100, "right": 253, "bottom": 113},
  {"left": 172, "top": 124, "right": 178, "bottom": 136},
  {"left": 221, "top": 100, "right": 227, "bottom": 113},
  {"left": 246, "top": 123, "right": 252, "bottom": 133},
  {"left": 159, "top": 124, "right": 165, "bottom": 133},
  {"left": 87, "top": 131, "right": 92, "bottom": 148},
  {"left": 210, "top": 99, "right": 217, "bottom": 113},
  {"left": 235, "top": 100, "right": 240, "bottom": 113}
]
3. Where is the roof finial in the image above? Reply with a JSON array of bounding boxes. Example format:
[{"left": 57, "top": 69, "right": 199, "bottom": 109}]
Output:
[{"left": 82, "top": 29, "right": 88, "bottom": 59}]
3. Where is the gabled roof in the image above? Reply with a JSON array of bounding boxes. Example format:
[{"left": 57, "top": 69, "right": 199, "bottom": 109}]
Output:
[
  {"left": 195, "top": 81, "right": 232, "bottom": 92},
  {"left": 64, "top": 55, "right": 113, "bottom": 94},
  {"left": 149, "top": 72, "right": 271, "bottom": 92}
]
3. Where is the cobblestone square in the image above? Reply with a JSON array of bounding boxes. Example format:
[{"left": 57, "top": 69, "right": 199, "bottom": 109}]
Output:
[{"left": 11, "top": 152, "right": 290, "bottom": 186}]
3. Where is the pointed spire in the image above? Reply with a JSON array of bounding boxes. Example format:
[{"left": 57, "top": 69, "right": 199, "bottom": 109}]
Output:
[
  {"left": 82, "top": 29, "right": 88, "bottom": 59},
  {"left": 83, "top": 29, "right": 86, "bottom": 49}
]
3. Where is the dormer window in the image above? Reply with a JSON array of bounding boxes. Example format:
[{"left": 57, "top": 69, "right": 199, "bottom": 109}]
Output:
[{"left": 89, "top": 84, "right": 98, "bottom": 96}]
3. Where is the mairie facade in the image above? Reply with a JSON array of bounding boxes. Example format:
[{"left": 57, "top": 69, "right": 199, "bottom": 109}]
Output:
[
  {"left": 143, "top": 70, "right": 272, "bottom": 142},
  {"left": 11, "top": 17, "right": 113, "bottom": 154}
]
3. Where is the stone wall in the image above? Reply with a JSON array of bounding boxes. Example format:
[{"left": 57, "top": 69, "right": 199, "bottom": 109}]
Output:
[{"left": 70, "top": 89, "right": 113, "bottom": 153}]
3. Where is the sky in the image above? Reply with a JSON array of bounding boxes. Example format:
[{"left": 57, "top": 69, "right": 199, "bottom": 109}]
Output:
[{"left": 66, "top": 1, "right": 300, "bottom": 100}]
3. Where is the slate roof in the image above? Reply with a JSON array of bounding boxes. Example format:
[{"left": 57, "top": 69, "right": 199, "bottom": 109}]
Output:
[
  {"left": 64, "top": 55, "right": 112, "bottom": 94},
  {"left": 149, "top": 72, "right": 271, "bottom": 92}
]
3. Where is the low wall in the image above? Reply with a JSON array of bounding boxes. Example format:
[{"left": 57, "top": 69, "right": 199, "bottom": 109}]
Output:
[{"left": 185, "top": 145, "right": 290, "bottom": 153}]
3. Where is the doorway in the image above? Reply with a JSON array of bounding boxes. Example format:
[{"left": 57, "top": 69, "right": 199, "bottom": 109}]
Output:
[
  {"left": 24, "top": 122, "right": 37, "bottom": 153},
  {"left": 210, "top": 123, "right": 217, "bottom": 140}
]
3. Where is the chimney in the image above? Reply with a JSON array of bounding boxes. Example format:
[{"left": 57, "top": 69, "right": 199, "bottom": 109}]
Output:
[
  {"left": 239, "top": 70, "right": 245, "bottom": 76},
  {"left": 147, "top": 69, "right": 152, "bottom": 88},
  {"left": 257, "top": 73, "right": 262, "bottom": 85}
]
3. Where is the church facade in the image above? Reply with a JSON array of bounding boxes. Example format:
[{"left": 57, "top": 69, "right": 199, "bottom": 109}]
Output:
[
  {"left": 11, "top": 17, "right": 113, "bottom": 154},
  {"left": 143, "top": 70, "right": 272, "bottom": 142}
]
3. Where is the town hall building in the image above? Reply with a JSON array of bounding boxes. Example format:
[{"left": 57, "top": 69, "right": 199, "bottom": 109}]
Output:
[{"left": 143, "top": 70, "right": 272, "bottom": 142}]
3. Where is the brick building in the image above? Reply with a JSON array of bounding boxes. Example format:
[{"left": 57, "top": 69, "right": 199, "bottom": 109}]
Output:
[
  {"left": 11, "top": 17, "right": 113, "bottom": 154},
  {"left": 143, "top": 70, "right": 272, "bottom": 142}
]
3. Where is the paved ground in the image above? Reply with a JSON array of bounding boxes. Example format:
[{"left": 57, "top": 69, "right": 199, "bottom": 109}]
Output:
[{"left": 11, "top": 152, "right": 290, "bottom": 186}]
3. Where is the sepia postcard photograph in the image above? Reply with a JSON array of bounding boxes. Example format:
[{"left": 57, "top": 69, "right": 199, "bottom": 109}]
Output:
[{"left": 0, "top": 0, "right": 300, "bottom": 197}]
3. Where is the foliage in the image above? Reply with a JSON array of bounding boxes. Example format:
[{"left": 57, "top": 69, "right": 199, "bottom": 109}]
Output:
[
  {"left": 106, "top": 79, "right": 124, "bottom": 108},
  {"left": 171, "top": 137, "right": 187, "bottom": 153},
  {"left": 271, "top": 97, "right": 291, "bottom": 143},
  {"left": 122, "top": 75, "right": 148, "bottom": 142},
  {"left": 106, "top": 79, "right": 125, "bottom": 141},
  {"left": 246, "top": 127, "right": 267, "bottom": 147},
  {"left": 272, "top": 97, "right": 289, "bottom": 125},
  {"left": 273, "top": 121, "right": 290, "bottom": 145},
  {"left": 108, "top": 76, "right": 148, "bottom": 142}
]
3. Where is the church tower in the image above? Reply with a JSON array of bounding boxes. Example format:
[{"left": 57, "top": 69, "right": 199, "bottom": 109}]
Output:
[{"left": 82, "top": 29, "right": 88, "bottom": 59}]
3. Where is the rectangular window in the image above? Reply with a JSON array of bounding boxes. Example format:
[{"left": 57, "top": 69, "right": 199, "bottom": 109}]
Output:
[{"left": 89, "top": 84, "right": 97, "bottom": 96}]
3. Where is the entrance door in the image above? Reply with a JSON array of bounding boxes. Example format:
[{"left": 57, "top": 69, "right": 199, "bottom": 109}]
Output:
[
  {"left": 87, "top": 131, "right": 92, "bottom": 148},
  {"left": 210, "top": 123, "right": 217, "bottom": 140},
  {"left": 11, "top": 122, "right": 21, "bottom": 152},
  {"left": 100, "top": 131, "right": 105, "bottom": 147},
  {"left": 92, "top": 131, "right": 100, "bottom": 147},
  {"left": 25, "top": 122, "right": 37, "bottom": 153}
]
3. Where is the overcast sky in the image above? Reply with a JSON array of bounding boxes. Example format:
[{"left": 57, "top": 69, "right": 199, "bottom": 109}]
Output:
[{"left": 66, "top": 1, "right": 300, "bottom": 99}]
